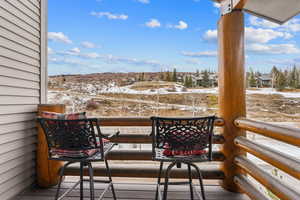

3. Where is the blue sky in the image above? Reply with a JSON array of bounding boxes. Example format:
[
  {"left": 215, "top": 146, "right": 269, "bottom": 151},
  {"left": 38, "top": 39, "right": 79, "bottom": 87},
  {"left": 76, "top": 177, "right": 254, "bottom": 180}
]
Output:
[{"left": 48, "top": 0, "right": 300, "bottom": 75}]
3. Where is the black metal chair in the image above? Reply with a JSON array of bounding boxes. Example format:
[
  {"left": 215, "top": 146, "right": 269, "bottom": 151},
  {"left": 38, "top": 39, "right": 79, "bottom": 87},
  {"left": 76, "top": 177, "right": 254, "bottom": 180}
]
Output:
[
  {"left": 37, "top": 118, "right": 119, "bottom": 200},
  {"left": 151, "top": 116, "right": 216, "bottom": 200}
]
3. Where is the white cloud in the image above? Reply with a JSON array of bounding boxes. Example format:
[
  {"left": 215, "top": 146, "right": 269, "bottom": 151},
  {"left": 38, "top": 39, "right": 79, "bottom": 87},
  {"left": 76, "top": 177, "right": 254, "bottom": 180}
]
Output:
[
  {"left": 182, "top": 51, "right": 217, "bottom": 57},
  {"left": 48, "top": 47, "right": 54, "bottom": 55},
  {"left": 185, "top": 58, "right": 202, "bottom": 65},
  {"left": 247, "top": 43, "right": 300, "bottom": 54},
  {"left": 70, "top": 47, "right": 81, "bottom": 54},
  {"left": 48, "top": 32, "right": 72, "bottom": 44},
  {"left": 213, "top": 2, "right": 220, "bottom": 8},
  {"left": 245, "top": 27, "right": 293, "bottom": 43},
  {"left": 145, "top": 19, "right": 161, "bottom": 28},
  {"left": 169, "top": 21, "right": 188, "bottom": 30},
  {"left": 91, "top": 11, "right": 128, "bottom": 20},
  {"left": 249, "top": 16, "right": 279, "bottom": 29},
  {"left": 203, "top": 29, "right": 218, "bottom": 42},
  {"left": 249, "top": 16, "right": 300, "bottom": 32},
  {"left": 136, "top": 0, "right": 150, "bottom": 4},
  {"left": 203, "top": 27, "right": 293, "bottom": 43},
  {"left": 81, "top": 41, "right": 97, "bottom": 48}
]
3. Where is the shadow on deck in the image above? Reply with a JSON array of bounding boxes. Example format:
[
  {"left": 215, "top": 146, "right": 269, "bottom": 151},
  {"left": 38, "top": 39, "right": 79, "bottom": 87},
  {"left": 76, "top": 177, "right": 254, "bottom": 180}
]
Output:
[{"left": 18, "top": 177, "right": 250, "bottom": 200}]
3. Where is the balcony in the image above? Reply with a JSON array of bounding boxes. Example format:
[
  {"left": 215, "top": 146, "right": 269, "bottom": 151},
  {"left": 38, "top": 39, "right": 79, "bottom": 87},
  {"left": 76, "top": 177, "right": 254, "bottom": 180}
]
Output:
[{"left": 17, "top": 113, "right": 300, "bottom": 200}]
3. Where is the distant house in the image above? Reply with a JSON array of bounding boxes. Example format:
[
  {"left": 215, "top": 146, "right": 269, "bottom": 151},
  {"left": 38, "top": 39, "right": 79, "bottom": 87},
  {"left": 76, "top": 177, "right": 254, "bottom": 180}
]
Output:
[
  {"left": 194, "top": 73, "right": 218, "bottom": 87},
  {"left": 257, "top": 74, "right": 272, "bottom": 87}
]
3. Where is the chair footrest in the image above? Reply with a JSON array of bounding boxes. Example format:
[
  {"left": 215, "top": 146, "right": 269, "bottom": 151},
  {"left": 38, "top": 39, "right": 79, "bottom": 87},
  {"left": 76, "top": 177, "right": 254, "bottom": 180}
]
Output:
[
  {"left": 158, "top": 181, "right": 191, "bottom": 185},
  {"left": 82, "top": 178, "right": 111, "bottom": 183}
]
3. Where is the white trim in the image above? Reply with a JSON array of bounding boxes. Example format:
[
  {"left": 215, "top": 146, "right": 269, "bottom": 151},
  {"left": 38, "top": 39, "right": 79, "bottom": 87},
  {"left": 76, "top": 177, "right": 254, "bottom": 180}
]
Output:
[{"left": 40, "top": 0, "right": 48, "bottom": 104}]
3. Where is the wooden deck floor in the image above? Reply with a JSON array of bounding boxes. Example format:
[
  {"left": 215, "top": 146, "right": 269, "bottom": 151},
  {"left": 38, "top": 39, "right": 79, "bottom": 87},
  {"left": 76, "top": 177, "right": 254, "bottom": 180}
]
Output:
[{"left": 18, "top": 178, "right": 250, "bottom": 200}]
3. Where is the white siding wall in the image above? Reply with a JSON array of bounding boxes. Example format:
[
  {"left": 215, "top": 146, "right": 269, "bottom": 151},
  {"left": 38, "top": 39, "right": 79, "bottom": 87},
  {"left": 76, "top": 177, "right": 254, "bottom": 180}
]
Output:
[{"left": 0, "top": 0, "right": 46, "bottom": 199}]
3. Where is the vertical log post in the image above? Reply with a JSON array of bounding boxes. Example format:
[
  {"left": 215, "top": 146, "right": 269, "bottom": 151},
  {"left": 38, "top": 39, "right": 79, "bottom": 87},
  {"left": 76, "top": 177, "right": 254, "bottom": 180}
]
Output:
[
  {"left": 218, "top": 10, "right": 246, "bottom": 192},
  {"left": 37, "top": 104, "right": 65, "bottom": 187}
]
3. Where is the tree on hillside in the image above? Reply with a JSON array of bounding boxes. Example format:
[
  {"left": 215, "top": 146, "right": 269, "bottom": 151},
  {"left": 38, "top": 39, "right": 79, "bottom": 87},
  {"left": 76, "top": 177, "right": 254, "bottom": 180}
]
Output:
[
  {"left": 201, "top": 70, "right": 210, "bottom": 88},
  {"left": 159, "top": 70, "right": 164, "bottom": 81},
  {"left": 271, "top": 66, "right": 279, "bottom": 88},
  {"left": 165, "top": 71, "right": 172, "bottom": 82},
  {"left": 248, "top": 69, "right": 257, "bottom": 87},
  {"left": 287, "top": 65, "right": 299, "bottom": 88},
  {"left": 196, "top": 69, "right": 200, "bottom": 77},
  {"left": 275, "top": 71, "right": 287, "bottom": 91},
  {"left": 172, "top": 68, "right": 177, "bottom": 82}
]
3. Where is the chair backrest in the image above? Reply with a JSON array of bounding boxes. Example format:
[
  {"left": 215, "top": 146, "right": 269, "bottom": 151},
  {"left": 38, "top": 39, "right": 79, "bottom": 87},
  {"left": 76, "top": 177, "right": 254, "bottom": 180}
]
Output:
[
  {"left": 151, "top": 116, "right": 216, "bottom": 160},
  {"left": 37, "top": 118, "right": 104, "bottom": 158}
]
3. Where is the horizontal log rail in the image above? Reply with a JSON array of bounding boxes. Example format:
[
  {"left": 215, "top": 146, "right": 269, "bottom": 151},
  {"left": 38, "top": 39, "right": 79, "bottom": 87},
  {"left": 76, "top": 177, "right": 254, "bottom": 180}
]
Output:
[
  {"left": 64, "top": 163, "right": 224, "bottom": 180},
  {"left": 235, "top": 136, "right": 300, "bottom": 180},
  {"left": 234, "top": 117, "right": 300, "bottom": 147},
  {"left": 235, "top": 156, "right": 300, "bottom": 200},
  {"left": 234, "top": 174, "right": 269, "bottom": 200},
  {"left": 106, "top": 133, "right": 225, "bottom": 144},
  {"left": 107, "top": 149, "right": 225, "bottom": 161},
  {"left": 97, "top": 117, "right": 225, "bottom": 127}
]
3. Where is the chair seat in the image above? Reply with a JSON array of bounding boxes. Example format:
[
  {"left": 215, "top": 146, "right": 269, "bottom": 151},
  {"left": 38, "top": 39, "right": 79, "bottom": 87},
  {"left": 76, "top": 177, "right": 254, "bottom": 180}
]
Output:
[
  {"left": 154, "top": 148, "right": 209, "bottom": 162},
  {"left": 50, "top": 143, "right": 115, "bottom": 162}
]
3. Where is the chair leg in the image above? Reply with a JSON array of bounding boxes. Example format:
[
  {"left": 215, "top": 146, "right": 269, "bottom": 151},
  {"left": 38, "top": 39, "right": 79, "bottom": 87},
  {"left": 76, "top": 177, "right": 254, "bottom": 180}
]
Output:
[
  {"left": 105, "top": 159, "right": 117, "bottom": 200},
  {"left": 88, "top": 162, "right": 95, "bottom": 200},
  {"left": 190, "top": 163, "right": 206, "bottom": 200},
  {"left": 162, "top": 162, "right": 177, "bottom": 200},
  {"left": 155, "top": 161, "right": 164, "bottom": 200},
  {"left": 187, "top": 163, "right": 194, "bottom": 200},
  {"left": 55, "top": 163, "right": 67, "bottom": 200},
  {"left": 80, "top": 162, "right": 84, "bottom": 200}
]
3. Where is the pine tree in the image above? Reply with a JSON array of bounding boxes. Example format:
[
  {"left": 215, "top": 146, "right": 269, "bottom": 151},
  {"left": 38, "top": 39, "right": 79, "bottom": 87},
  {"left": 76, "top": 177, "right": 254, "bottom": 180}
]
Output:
[
  {"left": 275, "top": 71, "right": 287, "bottom": 91},
  {"left": 248, "top": 69, "right": 257, "bottom": 87},
  {"left": 184, "top": 76, "right": 189, "bottom": 88},
  {"left": 201, "top": 70, "right": 210, "bottom": 88},
  {"left": 159, "top": 70, "right": 164, "bottom": 81},
  {"left": 188, "top": 76, "right": 193, "bottom": 88},
  {"left": 165, "top": 71, "right": 172, "bottom": 82},
  {"left": 271, "top": 66, "right": 279, "bottom": 88},
  {"left": 288, "top": 65, "right": 299, "bottom": 88},
  {"left": 172, "top": 68, "right": 177, "bottom": 82}
]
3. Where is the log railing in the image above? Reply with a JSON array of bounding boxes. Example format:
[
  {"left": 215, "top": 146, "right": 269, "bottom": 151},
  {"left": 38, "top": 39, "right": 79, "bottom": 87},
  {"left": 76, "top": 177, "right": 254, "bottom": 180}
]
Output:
[{"left": 233, "top": 117, "right": 300, "bottom": 200}]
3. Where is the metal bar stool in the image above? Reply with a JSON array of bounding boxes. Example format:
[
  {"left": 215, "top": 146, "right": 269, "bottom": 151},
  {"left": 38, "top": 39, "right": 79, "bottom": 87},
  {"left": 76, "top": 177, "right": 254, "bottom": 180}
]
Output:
[
  {"left": 38, "top": 118, "right": 119, "bottom": 200},
  {"left": 151, "top": 116, "right": 216, "bottom": 200}
]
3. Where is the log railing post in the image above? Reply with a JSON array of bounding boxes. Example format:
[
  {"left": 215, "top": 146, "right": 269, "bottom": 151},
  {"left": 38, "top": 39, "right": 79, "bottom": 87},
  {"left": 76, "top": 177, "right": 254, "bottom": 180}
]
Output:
[
  {"left": 218, "top": 10, "right": 246, "bottom": 192},
  {"left": 37, "top": 104, "right": 65, "bottom": 187}
]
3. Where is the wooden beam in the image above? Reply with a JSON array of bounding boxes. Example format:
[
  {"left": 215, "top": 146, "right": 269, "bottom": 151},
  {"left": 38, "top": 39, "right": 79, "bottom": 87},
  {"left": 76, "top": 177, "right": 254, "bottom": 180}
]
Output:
[
  {"left": 97, "top": 117, "right": 225, "bottom": 127},
  {"left": 235, "top": 156, "right": 300, "bottom": 200},
  {"left": 235, "top": 136, "right": 300, "bottom": 180},
  {"left": 64, "top": 164, "right": 224, "bottom": 179},
  {"left": 106, "top": 149, "right": 226, "bottom": 161},
  {"left": 218, "top": 10, "right": 246, "bottom": 192},
  {"left": 37, "top": 104, "right": 65, "bottom": 188},
  {"left": 234, "top": 174, "right": 269, "bottom": 200},
  {"left": 234, "top": 117, "right": 300, "bottom": 147},
  {"left": 107, "top": 133, "right": 225, "bottom": 144}
]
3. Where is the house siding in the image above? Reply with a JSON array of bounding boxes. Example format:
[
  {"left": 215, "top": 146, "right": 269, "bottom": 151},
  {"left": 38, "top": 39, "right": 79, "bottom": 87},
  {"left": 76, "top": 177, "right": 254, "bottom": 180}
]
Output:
[{"left": 0, "top": 0, "right": 46, "bottom": 199}]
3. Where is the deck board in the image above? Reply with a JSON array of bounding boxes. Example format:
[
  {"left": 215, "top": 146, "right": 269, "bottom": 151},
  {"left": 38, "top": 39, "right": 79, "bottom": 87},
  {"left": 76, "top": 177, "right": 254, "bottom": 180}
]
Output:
[{"left": 18, "top": 178, "right": 250, "bottom": 200}]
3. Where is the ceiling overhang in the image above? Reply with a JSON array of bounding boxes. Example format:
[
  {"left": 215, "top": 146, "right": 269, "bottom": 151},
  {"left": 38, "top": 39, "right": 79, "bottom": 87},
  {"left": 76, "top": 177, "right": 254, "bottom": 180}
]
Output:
[{"left": 213, "top": 0, "right": 300, "bottom": 24}]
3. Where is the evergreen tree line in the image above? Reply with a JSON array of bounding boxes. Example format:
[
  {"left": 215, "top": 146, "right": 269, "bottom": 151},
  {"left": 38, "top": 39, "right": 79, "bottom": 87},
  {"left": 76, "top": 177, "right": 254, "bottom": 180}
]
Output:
[
  {"left": 248, "top": 66, "right": 300, "bottom": 91},
  {"left": 160, "top": 69, "right": 213, "bottom": 88}
]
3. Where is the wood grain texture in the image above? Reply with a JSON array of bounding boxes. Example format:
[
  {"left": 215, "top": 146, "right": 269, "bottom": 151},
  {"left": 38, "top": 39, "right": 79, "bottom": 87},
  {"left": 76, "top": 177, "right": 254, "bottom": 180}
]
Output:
[
  {"left": 235, "top": 156, "right": 300, "bottom": 200},
  {"left": 234, "top": 174, "right": 269, "bottom": 200},
  {"left": 37, "top": 104, "right": 65, "bottom": 188},
  {"left": 97, "top": 117, "right": 225, "bottom": 127},
  {"left": 235, "top": 136, "right": 300, "bottom": 180},
  {"left": 235, "top": 117, "right": 300, "bottom": 147},
  {"left": 218, "top": 10, "right": 246, "bottom": 192}
]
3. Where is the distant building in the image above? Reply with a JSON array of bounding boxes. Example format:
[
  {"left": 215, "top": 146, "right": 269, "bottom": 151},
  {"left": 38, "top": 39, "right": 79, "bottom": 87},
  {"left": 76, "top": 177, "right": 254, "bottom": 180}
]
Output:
[{"left": 257, "top": 74, "right": 272, "bottom": 87}]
